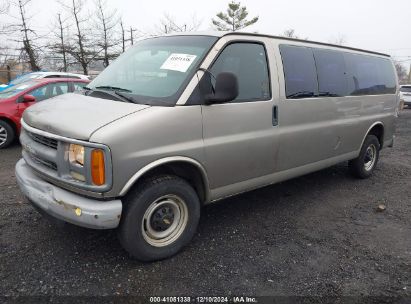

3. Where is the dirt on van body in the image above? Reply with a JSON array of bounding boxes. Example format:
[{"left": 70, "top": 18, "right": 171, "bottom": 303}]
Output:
[{"left": 0, "top": 111, "right": 410, "bottom": 299}]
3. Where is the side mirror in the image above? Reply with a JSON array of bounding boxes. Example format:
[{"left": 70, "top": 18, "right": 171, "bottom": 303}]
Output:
[
  {"left": 206, "top": 72, "right": 239, "bottom": 104},
  {"left": 23, "top": 94, "right": 36, "bottom": 102}
]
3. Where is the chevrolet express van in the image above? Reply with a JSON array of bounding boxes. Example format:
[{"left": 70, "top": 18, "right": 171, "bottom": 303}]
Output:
[{"left": 15, "top": 32, "right": 398, "bottom": 261}]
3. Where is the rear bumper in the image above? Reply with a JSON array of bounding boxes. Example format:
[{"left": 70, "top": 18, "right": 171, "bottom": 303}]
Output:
[{"left": 15, "top": 159, "right": 122, "bottom": 229}]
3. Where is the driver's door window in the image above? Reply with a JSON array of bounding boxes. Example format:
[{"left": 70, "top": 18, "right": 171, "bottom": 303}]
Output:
[{"left": 209, "top": 43, "right": 271, "bottom": 102}]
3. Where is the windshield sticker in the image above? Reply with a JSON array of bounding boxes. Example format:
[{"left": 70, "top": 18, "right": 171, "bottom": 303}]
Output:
[{"left": 160, "top": 53, "right": 197, "bottom": 73}]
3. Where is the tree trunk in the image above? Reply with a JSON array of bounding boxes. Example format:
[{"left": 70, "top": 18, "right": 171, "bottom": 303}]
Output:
[
  {"left": 58, "top": 14, "right": 67, "bottom": 72},
  {"left": 120, "top": 21, "right": 125, "bottom": 52},
  {"left": 19, "top": 0, "right": 40, "bottom": 71},
  {"left": 130, "top": 27, "right": 134, "bottom": 45},
  {"left": 72, "top": 0, "right": 88, "bottom": 75}
]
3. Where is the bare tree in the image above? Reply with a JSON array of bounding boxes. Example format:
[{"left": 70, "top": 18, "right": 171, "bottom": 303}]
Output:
[
  {"left": 8, "top": 0, "right": 41, "bottom": 71},
  {"left": 395, "top": 61, "right": 408, "bottom": 84},
  {"left": 282, "top": 29, "right": 298, "bottom": 38},
  {"left": 120, "top": 20, "right": 125, "bottom": 53},
  {"left": 156, "top": 13, "right": 201, "bottom": 34},
  {"left": 63, "top": 0, "right": 96, "bottom": 75},
  {"left": 128, "top": 26, "right": 138, "bottom": 45},
  {"left": 48, "top": 13, "right": 71, "bottom": 71},
  {"left": 94, "top": 0, "right": 119, "bottom": 67},
  {"left": 328, "top": 34, "right": 347, "bottom": 46}
]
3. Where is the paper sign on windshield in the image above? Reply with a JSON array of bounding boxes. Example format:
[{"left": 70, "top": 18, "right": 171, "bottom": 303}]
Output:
[{"left": 160, "top": 53, "right": 197, "bottom": 73}]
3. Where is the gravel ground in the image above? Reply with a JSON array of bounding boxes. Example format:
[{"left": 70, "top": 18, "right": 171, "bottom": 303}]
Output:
[{"left": 0, "top": 111, "right": 410, "bottom": 298}]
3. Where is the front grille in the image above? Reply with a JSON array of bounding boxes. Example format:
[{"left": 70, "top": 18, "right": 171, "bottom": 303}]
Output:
[
  {"left": 21, "top": 121, "right": 112, "bottom": 193},
  {"left": 30, "top": 153, "right": 57, "bottom": 171},
  {"left": 27, "top": 131, "right": 58, "bottom": 149}
]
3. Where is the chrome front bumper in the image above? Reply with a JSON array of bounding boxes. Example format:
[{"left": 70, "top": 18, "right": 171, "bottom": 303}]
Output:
[{"left": 15, "top": 159, "right": 122, "bottom": 229}]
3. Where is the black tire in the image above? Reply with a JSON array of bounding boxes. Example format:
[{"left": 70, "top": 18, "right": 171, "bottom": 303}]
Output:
[
  {"left": 118, "top": 175, "right": 201, "bottom": 262},
  {"left": 349, "top": 135, "right": 380, "bottom": 179},
  {"left": 0, "top": 120, "right": 15, "bottom": 149}
]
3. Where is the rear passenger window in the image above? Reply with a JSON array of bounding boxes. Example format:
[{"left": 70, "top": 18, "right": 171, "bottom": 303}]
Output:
[
  {"left": 280, "top": 45, "right": 318, "bottom": 99},
  {"left": 345, "top": 54, "right": 396, "bottom": 95},
  {"left": 30, "top": 82, "right": 69, "bottom": 102},
  {"left": 313, "top": 49, "right": 347, "bottom": 97},
  {"left": 377, "top": 59, "right": 396, "bottom": 94},
  {"left": 210, "top": 43, "right": 271, "bottom": 102}
]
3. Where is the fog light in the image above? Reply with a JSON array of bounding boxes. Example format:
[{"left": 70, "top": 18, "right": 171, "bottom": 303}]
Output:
[{"left": 75, "top": 208, "right": 82, "bottom": 216}]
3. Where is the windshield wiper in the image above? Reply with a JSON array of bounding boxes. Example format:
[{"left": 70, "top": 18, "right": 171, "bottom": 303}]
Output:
[
  {"left": 95, "top": 85, "right": 132, "bottom": 92},
  {"left": 113, "top": 91, "right": 139, "bottom": 104},
  {"left": 93, "top": 86, "right": 136, "bottom": 103}
]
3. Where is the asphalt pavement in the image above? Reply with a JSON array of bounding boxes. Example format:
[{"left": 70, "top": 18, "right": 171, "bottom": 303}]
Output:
[{"left": 0, "top": 111, "right": 410, "bottom": 298}]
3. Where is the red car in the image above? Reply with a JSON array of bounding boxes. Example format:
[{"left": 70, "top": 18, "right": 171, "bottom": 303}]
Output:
[{"left": 0, "top": 78, "right": 89, "bottom": 148}]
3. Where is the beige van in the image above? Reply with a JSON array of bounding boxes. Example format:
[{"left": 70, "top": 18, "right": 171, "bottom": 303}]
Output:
[{"left": 15, "top": 32, "right": 398, "bottom": 261}]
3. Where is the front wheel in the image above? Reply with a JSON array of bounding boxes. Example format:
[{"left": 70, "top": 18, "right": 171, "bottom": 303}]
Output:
[
  {"left": 0, "top": 120, "right": 15, "bottom": 149},
  {"left": 349, "top": 135, "right": 380, "bottom": 179},
  {"left": 118, "top": 175, "right": 201, "bottom": 261}
]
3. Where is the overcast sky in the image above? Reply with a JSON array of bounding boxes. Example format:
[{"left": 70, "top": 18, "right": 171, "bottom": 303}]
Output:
[{"left": 3, "top": 0, "right": 411, "bottom": 71}]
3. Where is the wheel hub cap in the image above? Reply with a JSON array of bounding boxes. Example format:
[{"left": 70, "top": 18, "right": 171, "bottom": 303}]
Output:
[
  {"left": 150, "top": 206, "right": 175, "bottom": 231},
  {"left": 142, "top": 194, "right": 188, "bottom": 247},
  {"left": 0, "top": 126, "right": 7, "bottom": 146},
  {"left": 364, "top": 144, "right": 377, "bottom": 171}
]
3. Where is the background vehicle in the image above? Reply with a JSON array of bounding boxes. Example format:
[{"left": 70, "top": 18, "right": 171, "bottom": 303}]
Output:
[
  {"left": 15, "top": 32, "right": 398, "bottom": 261},
  {"left": 0, "top": 72, "right": 90, "bottom": 92},
  {"left": 0, "top": 78, "right": 89, "bottom": 148},
  {"left": 400, "top": 85, "right": 411, "bottom": 108}
]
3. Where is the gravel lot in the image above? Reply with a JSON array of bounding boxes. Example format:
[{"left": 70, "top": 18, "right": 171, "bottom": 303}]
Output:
[{"left": 0, "top": 111, "right": 410, "bottom": 298}]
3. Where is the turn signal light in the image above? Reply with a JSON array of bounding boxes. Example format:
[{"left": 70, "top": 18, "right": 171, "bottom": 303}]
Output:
[{"left": 91, "top": 149, "right": 105, "bottom": 186}]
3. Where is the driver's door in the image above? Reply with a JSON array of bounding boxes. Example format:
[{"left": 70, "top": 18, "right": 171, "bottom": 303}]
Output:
[{"left": 200, "top": 37, "right": 280, "bottom": 200}]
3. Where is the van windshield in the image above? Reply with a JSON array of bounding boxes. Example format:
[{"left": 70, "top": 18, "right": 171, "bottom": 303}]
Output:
[{"left": 87, "top": 36, "right": 217, "bottom": 106}]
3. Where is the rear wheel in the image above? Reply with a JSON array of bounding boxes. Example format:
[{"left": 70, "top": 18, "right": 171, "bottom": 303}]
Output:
[
  {"left": 349, "top": 135, "right": 380, "bottom": 179},
  {"left": 0, "top": 120, "right": 15, "bottom": 149},
  {"left": 118, "top": 175, "right": 201, "bottom": 261}
]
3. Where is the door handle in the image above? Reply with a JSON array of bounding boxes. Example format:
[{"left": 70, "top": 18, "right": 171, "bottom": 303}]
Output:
[{"left": 272, "top": 105, "right": 278, "bottom": 126}]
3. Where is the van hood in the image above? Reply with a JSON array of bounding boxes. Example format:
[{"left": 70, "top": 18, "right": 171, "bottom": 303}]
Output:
[{"left": 23, "top": 93, "right": 150, "bottom": 140}]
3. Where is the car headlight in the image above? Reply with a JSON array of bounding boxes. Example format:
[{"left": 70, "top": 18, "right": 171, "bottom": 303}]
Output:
[{"left": 69, "top": 144, "right": 85, "bottom": 166}]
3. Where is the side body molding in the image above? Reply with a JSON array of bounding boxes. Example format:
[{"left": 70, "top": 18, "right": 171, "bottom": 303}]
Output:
[{"left": 119, "top": 156, "right": 210, "bottom": 201}]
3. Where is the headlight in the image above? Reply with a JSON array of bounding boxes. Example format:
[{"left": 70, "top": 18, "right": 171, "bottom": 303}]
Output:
[{"left": 69, "top": 144, "right": 85, "bottom": 166}]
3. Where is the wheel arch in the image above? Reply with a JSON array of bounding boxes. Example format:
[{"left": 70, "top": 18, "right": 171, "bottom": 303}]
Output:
[
  {"left": 0, "top": 116, "right": 18, "bottom": 137},
  {"left": 119, "top": 157, "right": 210, "bottom": 204},
  {"left": 360, "top": 122, "right": 384, "bottom": 150}
]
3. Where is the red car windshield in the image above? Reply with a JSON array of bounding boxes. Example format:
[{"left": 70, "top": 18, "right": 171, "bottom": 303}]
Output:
[{"left": 0, "top": 81, "right": 38, "bottom": 99}]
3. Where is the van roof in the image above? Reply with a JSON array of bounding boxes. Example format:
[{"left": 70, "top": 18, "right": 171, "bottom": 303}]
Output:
[{"left": 166, "top": 31, "right": 390, "bottom": 58}]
